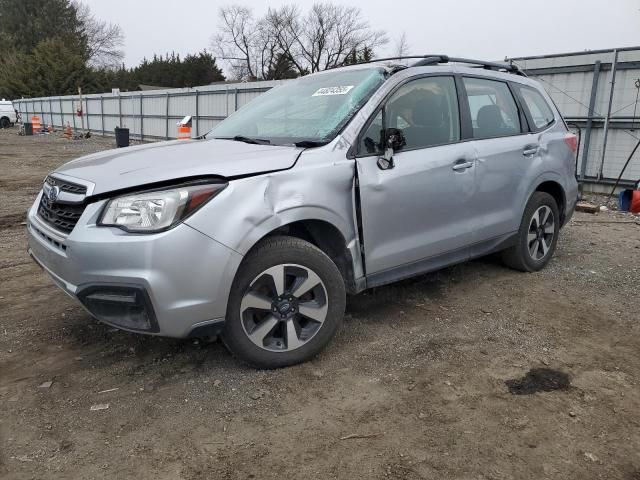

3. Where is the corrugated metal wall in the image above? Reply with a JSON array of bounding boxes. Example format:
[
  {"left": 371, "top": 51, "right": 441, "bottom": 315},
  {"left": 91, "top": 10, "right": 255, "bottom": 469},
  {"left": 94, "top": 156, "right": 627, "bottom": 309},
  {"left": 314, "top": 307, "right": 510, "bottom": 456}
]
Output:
[
  {"left": 13, "top": 81, "right": 283, "bottom": 141},
  {"left": 510, "top": 47, "right": 640, "bottom": 186}
]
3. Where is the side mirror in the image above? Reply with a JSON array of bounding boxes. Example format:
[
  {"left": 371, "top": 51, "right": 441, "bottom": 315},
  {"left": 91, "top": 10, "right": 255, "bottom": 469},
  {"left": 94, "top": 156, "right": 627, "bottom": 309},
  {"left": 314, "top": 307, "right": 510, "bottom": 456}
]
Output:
[
  {"left": 387, "top": 128, "right": 406, "bottom": 151},
  {"left": 377, "top": 128, "right": 406, "bottom": 170}
]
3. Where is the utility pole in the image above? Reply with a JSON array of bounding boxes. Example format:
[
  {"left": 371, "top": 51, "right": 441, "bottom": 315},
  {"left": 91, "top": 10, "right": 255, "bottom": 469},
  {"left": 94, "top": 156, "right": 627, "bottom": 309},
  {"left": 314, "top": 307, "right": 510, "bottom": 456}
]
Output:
[
  {"left": 78, "top": 86, "right": 85, "bottom": 134},
  {"left": 598, "top": 49, "right": 619, "bottom": 180}
]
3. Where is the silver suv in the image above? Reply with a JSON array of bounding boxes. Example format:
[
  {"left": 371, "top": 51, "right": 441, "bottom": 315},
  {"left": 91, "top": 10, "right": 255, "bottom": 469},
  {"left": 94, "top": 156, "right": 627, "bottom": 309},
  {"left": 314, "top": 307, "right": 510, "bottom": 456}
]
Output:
[{"left": 27, "top": 55, "right": 578, "bottom": 368}]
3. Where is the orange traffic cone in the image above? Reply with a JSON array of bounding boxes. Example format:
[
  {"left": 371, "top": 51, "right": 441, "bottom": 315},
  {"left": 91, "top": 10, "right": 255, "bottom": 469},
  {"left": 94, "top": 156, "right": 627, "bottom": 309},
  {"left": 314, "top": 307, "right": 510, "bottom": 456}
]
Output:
[
  {"left": 177, "top": 124, "right": 191, "bottom": 140},
  {"left": 31, "top": 116, "right": 41, "bottom": 133}
]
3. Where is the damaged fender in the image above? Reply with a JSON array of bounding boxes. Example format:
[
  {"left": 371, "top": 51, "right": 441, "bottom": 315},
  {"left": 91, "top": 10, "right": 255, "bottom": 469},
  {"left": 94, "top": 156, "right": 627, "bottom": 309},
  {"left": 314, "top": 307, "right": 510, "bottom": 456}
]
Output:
[{"left": 184, "top": 141, "right": 364, "bottom": 298}]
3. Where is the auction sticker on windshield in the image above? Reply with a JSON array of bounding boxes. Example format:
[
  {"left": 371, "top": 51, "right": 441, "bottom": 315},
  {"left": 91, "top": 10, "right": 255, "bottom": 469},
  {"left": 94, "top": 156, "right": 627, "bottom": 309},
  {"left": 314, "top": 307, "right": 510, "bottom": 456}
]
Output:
[{"left": 312, "top": 86, "right": 354, "bottom": 96}]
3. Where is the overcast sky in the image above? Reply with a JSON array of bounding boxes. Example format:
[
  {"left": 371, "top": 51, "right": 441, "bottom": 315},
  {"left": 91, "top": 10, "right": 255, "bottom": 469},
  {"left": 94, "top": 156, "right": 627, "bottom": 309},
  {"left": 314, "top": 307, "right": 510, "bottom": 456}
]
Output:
[{"left": 84, "top": 0, "right": 640, "bottom": 70}]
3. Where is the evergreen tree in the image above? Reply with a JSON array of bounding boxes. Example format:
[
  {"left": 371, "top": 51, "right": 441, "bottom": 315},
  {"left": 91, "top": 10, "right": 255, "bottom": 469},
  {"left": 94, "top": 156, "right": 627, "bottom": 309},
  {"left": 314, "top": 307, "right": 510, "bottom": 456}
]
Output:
[
  {"left": 0, "top": 0, "right": 224, "bottom": 98},
  {"left": 343, "top": 47, "right": 374, "bottom": 66},
  {"left": 0, "top": 38, "right": 90, "bottom": 98},
  {"left": 126, "top": 51, "right": 225, "bottom": 89},
  {"left": 0, "top": 0, "right": 87, "bottom": 57},
  {"left": 265, "top": 53, "right": 299, "bottom": 81},
  {"left": 182, "top": 51, "right": 226, "bottom": 86}
]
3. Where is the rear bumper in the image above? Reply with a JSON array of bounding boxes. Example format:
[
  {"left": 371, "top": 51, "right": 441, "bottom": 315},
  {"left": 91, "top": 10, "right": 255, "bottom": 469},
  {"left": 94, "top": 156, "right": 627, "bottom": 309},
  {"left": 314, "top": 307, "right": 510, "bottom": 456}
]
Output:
[
  {"left": 27, "top": 194, "right": 242, "bottom": 337},
  {"left": 562, "top": 180, "right": 579, "bottom": 227}
]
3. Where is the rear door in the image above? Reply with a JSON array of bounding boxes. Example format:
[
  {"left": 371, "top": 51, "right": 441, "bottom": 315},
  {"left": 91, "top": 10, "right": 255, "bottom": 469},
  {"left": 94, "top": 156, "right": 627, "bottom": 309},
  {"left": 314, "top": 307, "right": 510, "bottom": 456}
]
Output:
[
  {"left": 460, "top": 76, "right": 533, "bottom": 244},
  {"left": 355, "top": 75, "right": 477, "bottom": 280}
]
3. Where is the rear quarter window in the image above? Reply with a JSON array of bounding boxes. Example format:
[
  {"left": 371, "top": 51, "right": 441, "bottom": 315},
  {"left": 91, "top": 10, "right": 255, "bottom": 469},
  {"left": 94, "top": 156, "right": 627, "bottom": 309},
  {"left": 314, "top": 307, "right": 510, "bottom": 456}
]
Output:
[{"left": 518, "top": 86, "right": 555, "bottom": 130}]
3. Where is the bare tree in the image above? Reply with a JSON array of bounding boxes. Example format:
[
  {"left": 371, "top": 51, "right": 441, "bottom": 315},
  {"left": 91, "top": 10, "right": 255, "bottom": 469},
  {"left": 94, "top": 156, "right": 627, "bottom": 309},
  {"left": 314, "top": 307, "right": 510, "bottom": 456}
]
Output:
[
  {"left": 212, "top": 3, "right": 387, "bottom": 80},
  {"left": 212, "top": 5, "right": 296, "bottom": 81},
  {"left": 211, "top": 5, "right": 260, "bottom": 80},
  {"left": 75, "top": 2, "right": 125, "bottom": 69},
  {"left": 281, "top": 3, "right": 387, "bottom": 73},
  {"left": 263, "top": 5, "right": 301, "bottom": 75},
  {"left": 394, "top": 32, "right": 410, "bottom": 58}
]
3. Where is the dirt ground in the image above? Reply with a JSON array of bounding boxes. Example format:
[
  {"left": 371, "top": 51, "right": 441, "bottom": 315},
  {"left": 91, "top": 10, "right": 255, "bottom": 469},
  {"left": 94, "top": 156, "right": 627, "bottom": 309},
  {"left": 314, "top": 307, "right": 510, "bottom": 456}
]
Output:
[{"left": 1, "top": 126, "right": 640, "bottom": 480}]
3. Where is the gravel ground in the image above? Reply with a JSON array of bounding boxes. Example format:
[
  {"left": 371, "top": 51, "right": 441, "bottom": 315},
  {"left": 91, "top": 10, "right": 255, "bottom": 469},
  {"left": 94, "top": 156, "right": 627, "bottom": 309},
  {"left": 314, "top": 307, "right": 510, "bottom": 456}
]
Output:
[{"left": 1, "top": 126, "right": 640, "bottom": 480}]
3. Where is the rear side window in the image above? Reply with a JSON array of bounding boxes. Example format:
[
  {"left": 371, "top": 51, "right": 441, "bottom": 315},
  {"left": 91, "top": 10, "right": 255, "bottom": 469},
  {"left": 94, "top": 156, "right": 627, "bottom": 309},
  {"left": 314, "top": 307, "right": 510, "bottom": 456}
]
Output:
[
  {"left": 463, "top": 77, "right": 521, "bottom": 139},
  {"left": 518, "top": 86, "right": 555, "bottom": 130}
]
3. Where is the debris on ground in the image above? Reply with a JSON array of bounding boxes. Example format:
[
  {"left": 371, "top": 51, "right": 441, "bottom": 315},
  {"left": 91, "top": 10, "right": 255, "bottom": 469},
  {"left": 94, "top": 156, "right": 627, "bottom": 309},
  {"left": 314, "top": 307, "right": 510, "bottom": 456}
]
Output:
[
  {"left": 97, "top": 388, "right": 119, "bottom": 394},
  {"left": 583, "top": 452, "right": 600, "bottom": 463},
  {"left": 89, "top": 404, "right": 110, "bottom": 411},
  {"left": 38, "top": 380, "right": 53, "bottom": 389},
  {"left": 575, "top": 202, "right": 599, "bottom": 213}
]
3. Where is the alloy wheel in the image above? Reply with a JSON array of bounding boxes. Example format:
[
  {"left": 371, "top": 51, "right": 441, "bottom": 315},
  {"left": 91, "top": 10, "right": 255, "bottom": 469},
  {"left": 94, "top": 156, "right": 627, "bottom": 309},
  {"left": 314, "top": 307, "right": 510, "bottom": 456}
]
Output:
[
  {"left": 240, "top": 264, "right": 328, "bottom": 352},
  {"left": 527, "top": 205, "right": 555, "bottom": 261}
]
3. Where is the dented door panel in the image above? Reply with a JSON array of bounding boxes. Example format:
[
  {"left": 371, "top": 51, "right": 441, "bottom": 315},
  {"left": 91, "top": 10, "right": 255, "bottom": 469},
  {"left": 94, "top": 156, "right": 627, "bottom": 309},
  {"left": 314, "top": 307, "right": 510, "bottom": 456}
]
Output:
[{"left": 356, "top": 143, "right": 477, "bottom": 276}]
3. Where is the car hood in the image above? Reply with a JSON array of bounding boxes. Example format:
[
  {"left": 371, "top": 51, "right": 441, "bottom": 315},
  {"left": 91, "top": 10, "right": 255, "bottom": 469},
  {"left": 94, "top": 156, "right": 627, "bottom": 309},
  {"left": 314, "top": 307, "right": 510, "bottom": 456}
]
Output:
[{"left": 54, "top": 138, "right": 301, "bottom": 195}]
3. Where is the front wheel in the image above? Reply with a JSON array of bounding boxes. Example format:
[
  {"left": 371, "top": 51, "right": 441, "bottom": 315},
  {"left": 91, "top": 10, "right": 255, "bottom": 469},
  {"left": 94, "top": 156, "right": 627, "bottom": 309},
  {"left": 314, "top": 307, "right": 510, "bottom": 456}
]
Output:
[
  {"left": 222, "top": 236, "right": 346, "bottom": 368},
  {"left": 0, "top": 117, "right": 9, "bottom": 129},
  {"left": 502, "top": 192, "right": 560, "bottom": 272}
]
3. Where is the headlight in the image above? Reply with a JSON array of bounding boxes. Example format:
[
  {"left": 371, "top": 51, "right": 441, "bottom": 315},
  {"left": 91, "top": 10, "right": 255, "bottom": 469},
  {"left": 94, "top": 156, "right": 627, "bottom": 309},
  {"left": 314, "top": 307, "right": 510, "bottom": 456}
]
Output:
[{"left": 99, "top": 183, "right": 227, "bottom": 233}]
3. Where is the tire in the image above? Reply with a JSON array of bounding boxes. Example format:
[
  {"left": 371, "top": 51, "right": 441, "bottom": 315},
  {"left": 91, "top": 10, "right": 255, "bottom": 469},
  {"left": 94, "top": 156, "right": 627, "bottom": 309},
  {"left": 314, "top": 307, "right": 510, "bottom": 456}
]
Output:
[
  {"left": 222, "top": 236, "right": 346, "bottom": 368},
  {"left": 502, "top": 192, "right": 560, "bottom": 272},
  {"left": 0, "top": 117, "right": 9, "bottom": 129}
]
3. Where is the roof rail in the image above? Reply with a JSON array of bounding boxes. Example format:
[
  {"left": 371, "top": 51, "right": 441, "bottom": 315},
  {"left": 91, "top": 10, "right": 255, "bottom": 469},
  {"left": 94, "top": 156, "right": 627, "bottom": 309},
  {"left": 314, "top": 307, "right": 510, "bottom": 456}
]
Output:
[
  {"left": 443, "top": 57, "right": 526, "bottom": 76},
  {"left": 337, "top": 54, "right": 525, "bottom": 76},
  {"left": 374, "top": 54, "right": 450, "bottom": 64},
  {"left": 330, "top": 54, "right": 448, "bottom": 69}
]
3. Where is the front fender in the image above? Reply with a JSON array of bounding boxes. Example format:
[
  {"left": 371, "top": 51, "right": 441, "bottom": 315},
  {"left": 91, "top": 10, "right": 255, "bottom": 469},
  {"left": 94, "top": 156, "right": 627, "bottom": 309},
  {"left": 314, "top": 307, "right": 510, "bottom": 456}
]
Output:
[{"left": 184, "top": 159, "right": 361, "bottom": 278}]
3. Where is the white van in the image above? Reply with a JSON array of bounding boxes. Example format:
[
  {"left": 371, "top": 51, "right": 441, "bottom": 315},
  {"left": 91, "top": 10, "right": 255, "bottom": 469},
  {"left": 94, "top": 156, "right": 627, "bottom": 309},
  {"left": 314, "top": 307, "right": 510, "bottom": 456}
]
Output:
[{"left": 0, "top": 100, "right": 18, "bottom": 128}]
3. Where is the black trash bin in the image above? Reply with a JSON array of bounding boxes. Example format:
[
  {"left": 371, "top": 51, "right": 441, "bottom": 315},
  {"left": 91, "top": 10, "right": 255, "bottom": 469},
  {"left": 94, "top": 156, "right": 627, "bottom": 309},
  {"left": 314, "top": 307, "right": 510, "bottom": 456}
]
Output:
[
  {"left": 24, "top": 122, "right": 33, "bottom": 136},
  {"left": 115, "top": 127, "right": 129, "bottom": 148}
]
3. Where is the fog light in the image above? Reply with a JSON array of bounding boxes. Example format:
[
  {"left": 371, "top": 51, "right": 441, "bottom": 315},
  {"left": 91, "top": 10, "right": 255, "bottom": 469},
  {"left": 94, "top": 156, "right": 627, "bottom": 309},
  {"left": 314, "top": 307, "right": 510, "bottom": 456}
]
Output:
[{"left": 77, "top": 285, "right": 158, "bottom": 332}]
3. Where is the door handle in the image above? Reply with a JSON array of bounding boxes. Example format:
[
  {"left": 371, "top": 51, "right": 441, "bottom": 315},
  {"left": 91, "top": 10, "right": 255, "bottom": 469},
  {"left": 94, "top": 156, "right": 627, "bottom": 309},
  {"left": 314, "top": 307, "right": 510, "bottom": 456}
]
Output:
[
  {"left": 452, "top": 160, "right": 474, "bottom": 171},
  {"left": 523, "top": 145, "right": 539, "bottom": 157}
]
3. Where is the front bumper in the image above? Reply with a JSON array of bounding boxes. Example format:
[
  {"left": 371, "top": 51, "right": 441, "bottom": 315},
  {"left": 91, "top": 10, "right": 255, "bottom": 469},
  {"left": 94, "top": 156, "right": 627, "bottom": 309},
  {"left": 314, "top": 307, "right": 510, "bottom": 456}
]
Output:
[{"left": 27, "top": 193, "right": 242, "bottom": 337}]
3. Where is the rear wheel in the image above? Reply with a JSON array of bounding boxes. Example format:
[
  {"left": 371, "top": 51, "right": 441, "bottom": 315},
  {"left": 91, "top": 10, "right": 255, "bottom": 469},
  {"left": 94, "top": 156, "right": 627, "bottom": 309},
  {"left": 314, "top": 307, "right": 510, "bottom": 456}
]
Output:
[
  {"left": 502, "top": 192, "right": 560, "bottom": 272},
  {"left": 0, "top": 117, "right": 9, "bottom": 129},
  {"left": 223, "top": 236, "right": 346, "bottom": 368}
]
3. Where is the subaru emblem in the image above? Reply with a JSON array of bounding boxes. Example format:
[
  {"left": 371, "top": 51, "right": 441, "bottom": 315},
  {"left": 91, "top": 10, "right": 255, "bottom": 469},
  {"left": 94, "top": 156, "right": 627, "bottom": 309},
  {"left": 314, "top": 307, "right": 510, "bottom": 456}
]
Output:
[{"left": 48, "top": 185, "right": 60, "bottom": 202}]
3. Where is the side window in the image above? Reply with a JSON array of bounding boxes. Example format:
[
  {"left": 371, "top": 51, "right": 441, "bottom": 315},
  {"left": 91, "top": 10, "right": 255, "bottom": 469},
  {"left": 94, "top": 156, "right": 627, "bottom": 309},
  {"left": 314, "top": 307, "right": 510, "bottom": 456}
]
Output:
[
  {"left": 518, "top": 86, "right": 555, "bottom": 130},
  {"left": 361, "top": 110, "right": 383, "bottom": 154},
  {"left": 359, "top": 76, "right": 460, "bottom": 154},
  {"left": 463, "top": 77, "right": 521, "bottom": 139}
]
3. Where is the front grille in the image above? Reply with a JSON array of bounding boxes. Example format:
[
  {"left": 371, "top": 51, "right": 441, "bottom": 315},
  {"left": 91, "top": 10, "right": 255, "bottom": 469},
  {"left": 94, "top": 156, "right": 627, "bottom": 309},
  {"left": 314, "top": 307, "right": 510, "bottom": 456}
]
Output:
[
  {"left": 38, "top": 196, "right": 85, "bottom": 233},
  {"left": 37, "top": 176, "right": 87, "bottom": 234},
  {"left": 45, "top": 175, "right": 87, "bottom": 195}
]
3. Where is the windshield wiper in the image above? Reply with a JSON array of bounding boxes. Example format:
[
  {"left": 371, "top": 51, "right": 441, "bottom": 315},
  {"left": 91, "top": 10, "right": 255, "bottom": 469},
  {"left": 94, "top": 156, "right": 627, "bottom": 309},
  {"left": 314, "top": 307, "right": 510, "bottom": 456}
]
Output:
[
  {"left": 214, "top": 135, "right": 271, "bottom": 145},
  {"left": 294, "top": 140, "right": 329, "bottom": 148},
  {"left": 231, "top": 135, "right": 271, "bottom": 145}
]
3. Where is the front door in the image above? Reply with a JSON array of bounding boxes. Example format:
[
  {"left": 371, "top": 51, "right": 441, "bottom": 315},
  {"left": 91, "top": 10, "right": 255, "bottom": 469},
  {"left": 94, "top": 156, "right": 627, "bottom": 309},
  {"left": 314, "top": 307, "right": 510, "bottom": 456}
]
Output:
[{"left": 355, "top": 75, "right": 477, "bottom": 282}]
